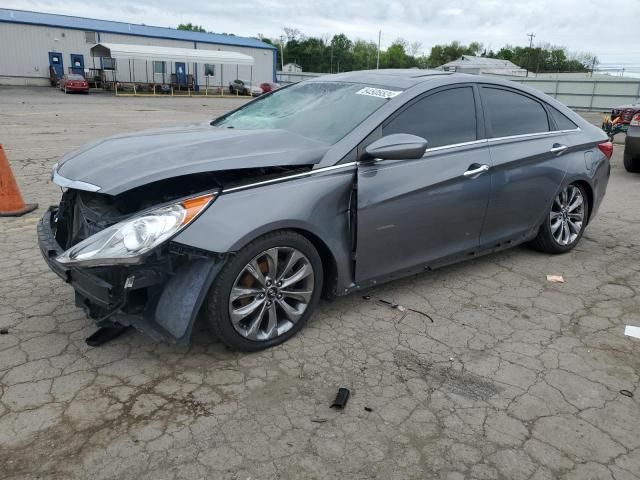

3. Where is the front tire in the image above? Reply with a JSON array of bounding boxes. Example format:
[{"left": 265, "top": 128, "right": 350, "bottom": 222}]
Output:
[
  {"left": 529, "top": 183, "right": 589, "bottom": 254},
  {"left": 204, "top": 231, "right": 323, "bottom": 351},
  {"left": 624, "top": 152, "right": 640, "bottom": 173}
]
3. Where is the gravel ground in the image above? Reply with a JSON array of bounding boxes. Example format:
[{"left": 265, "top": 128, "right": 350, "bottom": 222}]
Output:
[{"left": 1, "top": 86, "right": 639, "bottom": 480}]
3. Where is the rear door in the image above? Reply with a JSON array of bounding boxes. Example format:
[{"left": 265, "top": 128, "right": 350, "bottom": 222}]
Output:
[
  {"left": 355, "top": 85, "right": 492, "bottom": 284},
  {"left": 478, "top": 86, "right": 571, "bottom": 248}
]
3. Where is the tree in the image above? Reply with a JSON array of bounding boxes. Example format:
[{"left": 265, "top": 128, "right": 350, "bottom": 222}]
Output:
[{"left": 177, "top": 23, "right": 206, "bottom": 33}]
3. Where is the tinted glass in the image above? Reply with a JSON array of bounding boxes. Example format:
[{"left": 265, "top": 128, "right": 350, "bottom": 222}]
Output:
[
  {"left": 483, "top": 87, "right": 549, "bottom": 137},
  {"left": 68, "top": 74, "right": 84, "bottom": 80},
  {"left": 213, "top": 82, "right": 395, "bottom": 144},
  {"left": 383, "top": 87, "right": 476, "bottom": 148},
  {"left": 549, "top": 106, "right": 577, "bottom": 130}
]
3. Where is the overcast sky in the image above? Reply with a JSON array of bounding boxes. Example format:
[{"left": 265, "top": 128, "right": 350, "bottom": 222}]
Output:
[{"left": 5, "top": 0, "right": 640, "bottom": 71}]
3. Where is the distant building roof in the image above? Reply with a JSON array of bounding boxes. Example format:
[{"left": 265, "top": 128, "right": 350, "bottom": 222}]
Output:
[
  {"left": 0, "top": 8, "right": 276, "bottom": 50},
  {"left": 440, "top": 55, "right": 523, "bottom": 70}
]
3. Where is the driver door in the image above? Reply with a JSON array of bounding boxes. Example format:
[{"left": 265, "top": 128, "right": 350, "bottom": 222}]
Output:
[{"left": 355, "top": 86, "right": 492, "bottom": 284}]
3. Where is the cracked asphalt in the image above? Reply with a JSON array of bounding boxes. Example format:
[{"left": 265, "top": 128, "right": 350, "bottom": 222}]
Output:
[{"left": 1, "top": 87, "right": 639, "bottom": 480}]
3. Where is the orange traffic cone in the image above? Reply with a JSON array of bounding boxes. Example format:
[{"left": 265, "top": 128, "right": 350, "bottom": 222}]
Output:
[{"left": 0, "top": 144, "right": 38, "bottom": 217}]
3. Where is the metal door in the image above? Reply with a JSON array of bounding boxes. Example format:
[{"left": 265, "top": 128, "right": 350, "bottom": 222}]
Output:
[
  {"left": 175, "top": 62, "right": 186, "bottom": 85},
  {"left": 70, "top": 54, "right": 85, "bottom": 76},
  {"left": 48, "top": 52, "right": 64, "bottom": 79}
]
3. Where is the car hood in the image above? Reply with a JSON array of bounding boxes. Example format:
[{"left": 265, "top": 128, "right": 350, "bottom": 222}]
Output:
[{"left": 56, "top": 123, "right": 330, "bottom": 195}]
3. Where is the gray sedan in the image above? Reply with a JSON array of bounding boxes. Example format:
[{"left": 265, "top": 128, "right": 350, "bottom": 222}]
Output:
[{"left": 39, "top": 70, "right": 612, "bottom": 350}]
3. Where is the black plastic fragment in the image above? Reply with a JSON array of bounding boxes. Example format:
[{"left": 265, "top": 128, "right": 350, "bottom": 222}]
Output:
[
  {"left": 85, "top": 325, "right": 128, "bottom": 347},
  {"left": 362, "top": 296, "right": 434, "bottom": 323},
  {"left": 0, "top": 328, "right": 8, "bottom": 335},
  {"left": 620, "top": 389, "right": 634, "bottom": 398},
  {"left": 364, "top": 406, "right": 373, "bottom": 412},
  {"left": 331, "top": 388, "right": 351, "bottom": 409}
]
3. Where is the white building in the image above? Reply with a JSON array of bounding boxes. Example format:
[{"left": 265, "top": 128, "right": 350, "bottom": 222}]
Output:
[
  {"left": 438, "top": 55, "right": 527, "bottom": 77},
  {"left": 282, "top": 63, "right": 302, "bottom": 73},
  {"left": 0, "top": 8, "right": 277, "bottom": 88}
]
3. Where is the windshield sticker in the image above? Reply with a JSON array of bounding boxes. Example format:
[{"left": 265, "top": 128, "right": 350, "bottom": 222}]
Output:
[{"left": 356, "top": 87, "right": 402, "bottom": 99}]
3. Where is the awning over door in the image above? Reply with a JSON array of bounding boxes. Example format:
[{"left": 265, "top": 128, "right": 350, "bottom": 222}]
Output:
[{"left": 90, "top": 43, "right": 254, "bottom": 65}]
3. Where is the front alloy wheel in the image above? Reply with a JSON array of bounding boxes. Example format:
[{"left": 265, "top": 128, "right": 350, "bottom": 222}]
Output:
[
  {"left": 229, "top": 247, "right": 314, "bottom": 341},
  {"left": 205, "top": 231, "right": 323, "bottom": 351}
]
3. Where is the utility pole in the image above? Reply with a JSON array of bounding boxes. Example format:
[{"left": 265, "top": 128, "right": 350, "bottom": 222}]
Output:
[
  {"left": 330, "top": 42, "right": 333, "bottom": 74},
  {"left": 279, "top": 36, "right": 285, "bottom": 71},
  {"left": 525, "top": 32, "right": 535, "bottom": 77},
  {"left": 376, "top": 30, "right": 381, "bottom": 70}
]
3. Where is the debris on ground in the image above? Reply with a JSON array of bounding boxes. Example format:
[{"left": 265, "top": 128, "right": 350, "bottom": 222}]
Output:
[
  {"left": 310, "top": 418, "right": 328, "bottom": 423},
  {"left": 624, "top": 325, "right": 640, "bottom": 340},
  {"left": 362, "top": 296, "right": 434, "bottom": 322},
  {"left": 620, "top": 389, "right": 634, "bottom": 398},
  {"left": 546, "top": 275, "right": 565, "bottom": 283},
  {"left": 330, "top": 388, "right": 351, "bottom": 409},
  {"left": 364, "top": 406, "right": 373, "bottom": 412},
  {"left": 0, "top": 328, "right": 8, "bottom": 334},
  {"left": 85, "top": 325, "right": 127, "bottom": 347}
]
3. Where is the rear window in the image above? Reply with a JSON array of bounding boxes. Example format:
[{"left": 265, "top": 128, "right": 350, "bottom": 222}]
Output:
[
  {"left": 68, "top": 74, "right": 84, "bottom": 80},
  {"left": 482, "top": 87, "right": 549, "bottom": 137},
  {"left": 549, "top": 106, "right": 578, "bottom": 130}
]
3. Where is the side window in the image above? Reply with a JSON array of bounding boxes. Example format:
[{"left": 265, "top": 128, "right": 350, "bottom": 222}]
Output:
[
  {"left": 383, "top": 87, "right": 477, "bottom": 149},
  {"left": 482, "top": 87, "right": 549, "bottom": 137},
  {"left": 549, "top": 106, "right": 578, "bottom": 130}
]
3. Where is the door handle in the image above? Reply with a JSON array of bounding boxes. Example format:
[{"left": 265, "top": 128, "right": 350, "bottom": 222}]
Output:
[
  {"left": 463, "top": 164, "right": 490, "bottom": 177},
  {"left": 550, "top": 143, "right": 568, "bottom": 154}
]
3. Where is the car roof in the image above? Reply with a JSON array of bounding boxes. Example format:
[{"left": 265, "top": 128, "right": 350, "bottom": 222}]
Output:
[{"left": 308, "top": 69, "right": 454, "bottom": 89}]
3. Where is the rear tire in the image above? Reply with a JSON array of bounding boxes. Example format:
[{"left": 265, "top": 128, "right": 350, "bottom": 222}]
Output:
[
  {"left": 529, "top": 183, "right": 589, "bottom": 254},
  {"left": 624, "top": 152, "right": 640, "bottom": 173},
  {"left": 204, "top": 231, "right": 323, "bottom": 351}
]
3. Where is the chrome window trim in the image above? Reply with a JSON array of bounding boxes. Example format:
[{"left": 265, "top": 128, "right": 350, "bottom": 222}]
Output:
[
  {"left": 419, "top": 128, "right": 581, "bottom": 157},
  {"left": 423, "top": 139, "right": 488, "bottom": 154},
  {"left": 52, "top": 168, "right": 101, "bottom": 192},
  {"left": 487, "top": 127, "right": 581, "bottom": 143},
  {"left": 221, "top": 162, "right": 358, "bottom": 194}
]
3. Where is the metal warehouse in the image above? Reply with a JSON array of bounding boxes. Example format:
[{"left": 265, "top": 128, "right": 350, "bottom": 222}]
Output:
[{"left": 0, "top": 8, "right": 277, "bottom": 89}]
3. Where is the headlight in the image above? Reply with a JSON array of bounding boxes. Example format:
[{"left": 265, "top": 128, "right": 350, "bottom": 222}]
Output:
[{"left": 56, "top": 192, "right": 216, "bottom": 266}]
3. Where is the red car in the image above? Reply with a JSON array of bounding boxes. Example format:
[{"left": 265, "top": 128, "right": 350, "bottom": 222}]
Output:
[
  {"left": 59, "top": 74, "right": 89, "bottom": 94},
  {"left": 259, "top": 82, "right": 281, "bottom": 94}
]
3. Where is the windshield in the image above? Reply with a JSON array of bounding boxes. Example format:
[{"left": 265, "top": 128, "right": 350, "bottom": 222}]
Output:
[{"left": 212, "top": 82, "right": 400, "bottom": 144}]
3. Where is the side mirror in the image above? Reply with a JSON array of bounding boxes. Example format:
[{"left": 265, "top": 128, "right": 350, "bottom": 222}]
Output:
[{"left": 364, "top": 134, "right": 428, "bottom": 161}]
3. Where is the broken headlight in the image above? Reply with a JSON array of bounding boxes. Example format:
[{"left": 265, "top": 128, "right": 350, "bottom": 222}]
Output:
[{"left": 56, "top": 192, "right": 216, "bottom": 267}]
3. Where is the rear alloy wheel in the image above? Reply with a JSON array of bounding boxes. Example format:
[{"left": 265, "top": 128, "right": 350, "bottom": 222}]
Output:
[
  {"left": 529, "top": 183, "right": 589, "bottom": 254},
  {"left": 204, "top": 231, "right": 323, "bottom": 351}
]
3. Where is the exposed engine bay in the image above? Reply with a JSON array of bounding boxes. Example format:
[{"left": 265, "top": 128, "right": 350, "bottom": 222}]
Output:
[{"left": 54, "top": 165, "right": 313, "bottom": 250}]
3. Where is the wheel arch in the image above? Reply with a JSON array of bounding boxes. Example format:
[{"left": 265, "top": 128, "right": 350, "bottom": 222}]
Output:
[{"left": 571, "top": 179, "right": 594, "bottom": 224}]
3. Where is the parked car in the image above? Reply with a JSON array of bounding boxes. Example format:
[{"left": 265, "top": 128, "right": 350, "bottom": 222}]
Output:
[
  {"left": 260, "top": 82, "right": 281, "bottom": 94},
  {"left": 624, "top": 113, "right": 640, "bottom": 172},
  {"left": 228, "top": 79, "right": 262, "bottom": 96},
  {"left": 602, "top": 99, "right": 640, "bottom": 140},
  {"left": 40, "top": 70, "right": 611, "bottom": 351},
  {"left": 59, "top": 74, "right": 89, "bottom": 94}
]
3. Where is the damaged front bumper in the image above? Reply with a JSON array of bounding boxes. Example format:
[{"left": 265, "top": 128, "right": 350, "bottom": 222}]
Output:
[{"left": 37, "top": 206, "right": 223, "bottom": 344}]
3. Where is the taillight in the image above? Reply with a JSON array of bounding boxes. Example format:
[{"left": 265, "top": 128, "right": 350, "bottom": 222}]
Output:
[
  {"left": 598, "top": 141, "right": 613, "bottom": 160},
  {"left": 631, "top": 113, "right": 640, "bottom": 127}
]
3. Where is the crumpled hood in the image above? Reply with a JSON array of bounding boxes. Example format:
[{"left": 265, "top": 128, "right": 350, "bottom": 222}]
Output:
[{"left": 56, "top": 123, "right": 329, "bottom": 195}]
